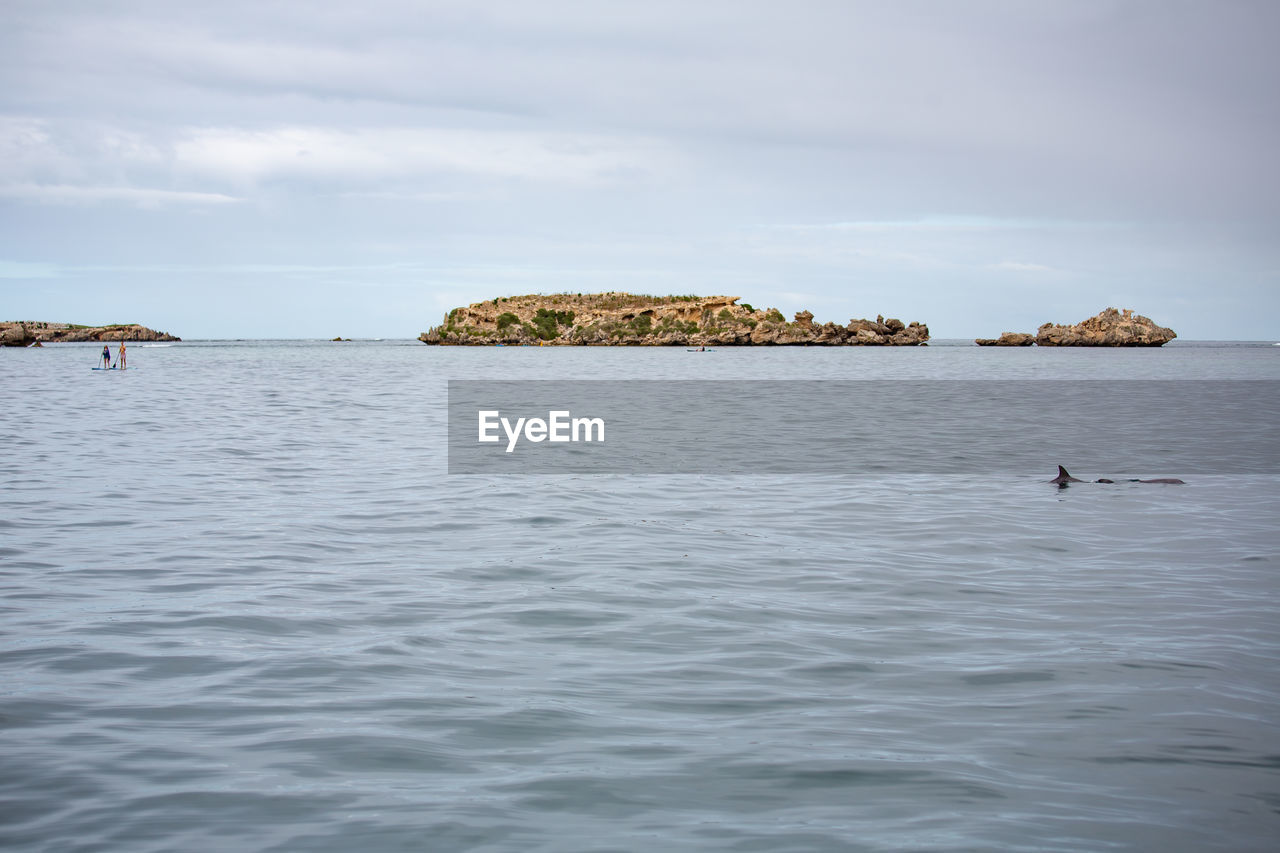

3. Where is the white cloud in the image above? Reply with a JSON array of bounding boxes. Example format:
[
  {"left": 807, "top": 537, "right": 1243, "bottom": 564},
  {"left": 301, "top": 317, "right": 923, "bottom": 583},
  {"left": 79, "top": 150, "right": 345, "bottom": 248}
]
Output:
[
  {"left": 0, "top": 2, "right": 1276, "bottom": 338},
  {"left": 171, "top": 126, "right": 675, "bottom": 187},
  {"left": 987, "top": 261, "right": 1059, "bottom": 274},
  {"left": 0, "top": 117, "right": 676, "bottom": 201},
  {"left": 0, "top": 184, "right": 241, "bottom": 207}
]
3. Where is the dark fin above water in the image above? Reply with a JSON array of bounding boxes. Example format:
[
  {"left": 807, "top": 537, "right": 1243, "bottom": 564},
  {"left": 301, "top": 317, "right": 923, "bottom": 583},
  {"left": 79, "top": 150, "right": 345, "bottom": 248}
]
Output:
[{"left": 1049, "top": 465, "right": 1084, "bottom": 485}]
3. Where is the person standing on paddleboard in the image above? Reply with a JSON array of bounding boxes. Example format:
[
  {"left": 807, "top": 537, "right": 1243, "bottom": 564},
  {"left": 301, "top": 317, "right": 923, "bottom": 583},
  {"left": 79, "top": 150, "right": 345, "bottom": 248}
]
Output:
[
  {"left": 118, "top": 340, "right": 126, "bottom": 370},
  {"left": 101, "top": 344, "right": 111, "bottom": 368}
]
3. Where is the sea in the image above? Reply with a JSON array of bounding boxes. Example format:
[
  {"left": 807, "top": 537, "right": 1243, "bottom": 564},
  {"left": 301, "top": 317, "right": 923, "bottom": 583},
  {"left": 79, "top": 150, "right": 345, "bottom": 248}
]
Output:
[{"left": 2, "top": 340, "right": 1278, "bottom": 852}]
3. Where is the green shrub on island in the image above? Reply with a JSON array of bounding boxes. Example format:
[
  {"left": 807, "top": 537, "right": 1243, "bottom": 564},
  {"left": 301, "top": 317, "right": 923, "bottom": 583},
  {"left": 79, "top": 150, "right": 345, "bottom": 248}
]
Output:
[
  {"left": 496, "top": 312, "right": 520, "bottom": 332},
  {"left": 654, "top": 316, "right": 698, "bottom": 336},
  {"left": 529, "top": 307, "right": 576, "bottom": 340}
]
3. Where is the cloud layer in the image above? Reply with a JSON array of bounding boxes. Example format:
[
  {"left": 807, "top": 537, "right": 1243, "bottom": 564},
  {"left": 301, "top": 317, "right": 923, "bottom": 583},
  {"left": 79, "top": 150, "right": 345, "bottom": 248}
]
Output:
[{"left": 2, "top": 0, "right": 1277, "bottom": 337}]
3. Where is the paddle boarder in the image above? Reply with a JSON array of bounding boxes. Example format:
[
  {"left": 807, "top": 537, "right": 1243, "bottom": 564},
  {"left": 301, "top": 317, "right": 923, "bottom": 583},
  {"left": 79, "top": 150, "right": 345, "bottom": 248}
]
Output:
[
  {"left": 117, "top": 340, "right": 126, "bottom": 370},
  {"left": 100, "top": 344, "right": 111, "bottom": 369}
]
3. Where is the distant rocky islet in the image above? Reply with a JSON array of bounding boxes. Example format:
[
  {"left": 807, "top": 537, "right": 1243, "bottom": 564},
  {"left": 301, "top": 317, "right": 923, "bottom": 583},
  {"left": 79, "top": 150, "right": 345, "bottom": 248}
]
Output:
[
  {"left": 975, "top": 308, "right": 1177, "bottom": 347},
  {"left": 420, "top": 293, "right": 930, "bottom": 346},
  {"left": 1, "top": 321, "right": 180, "bottom": 347}
]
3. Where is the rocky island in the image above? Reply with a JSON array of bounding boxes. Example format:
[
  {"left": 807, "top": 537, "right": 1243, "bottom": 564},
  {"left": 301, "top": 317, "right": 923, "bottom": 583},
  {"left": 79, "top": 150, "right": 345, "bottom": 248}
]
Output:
[
  {"left": 976, "top": 308, "right": 1176, "bottom": 347},
  {"left": 420, "top": 293, "right": 929, "bottom": 346},
  {"left": 1, "top": 321, "right": 181, "bottom": 347}
]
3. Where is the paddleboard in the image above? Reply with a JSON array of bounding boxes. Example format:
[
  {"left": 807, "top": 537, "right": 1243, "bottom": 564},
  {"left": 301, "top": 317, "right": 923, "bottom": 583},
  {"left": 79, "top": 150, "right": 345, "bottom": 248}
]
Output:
[{"left": 91, "top": 367, "right": 131, "bottom": 370}]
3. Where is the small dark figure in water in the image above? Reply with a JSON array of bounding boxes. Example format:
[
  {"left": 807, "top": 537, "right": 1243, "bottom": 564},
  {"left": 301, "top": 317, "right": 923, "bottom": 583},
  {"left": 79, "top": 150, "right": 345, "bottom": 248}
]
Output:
[{"left": 101, "top": 345, "right": 111, "bottom": 368}]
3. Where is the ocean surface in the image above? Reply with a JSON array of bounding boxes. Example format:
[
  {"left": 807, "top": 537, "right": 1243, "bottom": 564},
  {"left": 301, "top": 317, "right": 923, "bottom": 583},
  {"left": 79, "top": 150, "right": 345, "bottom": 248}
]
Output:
[{"left": 2, "top": 340, "right": 1279, "bottom": 852}]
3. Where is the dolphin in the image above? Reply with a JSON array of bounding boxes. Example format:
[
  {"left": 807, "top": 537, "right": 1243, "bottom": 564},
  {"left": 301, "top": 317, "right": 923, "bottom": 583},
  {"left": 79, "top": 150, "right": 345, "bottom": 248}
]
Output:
[
  {"left": 1050, "top": 465, "right": 1185, "bottom": 487},
  {"left": 1049, "top": 465, "right": 1084, "bottom": 486}
]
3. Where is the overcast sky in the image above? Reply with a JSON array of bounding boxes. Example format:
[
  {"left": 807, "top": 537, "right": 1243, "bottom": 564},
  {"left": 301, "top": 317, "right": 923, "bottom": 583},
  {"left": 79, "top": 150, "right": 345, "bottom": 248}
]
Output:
[{"left": 2, "top": 0, "right": 1277, "bottom": 339}]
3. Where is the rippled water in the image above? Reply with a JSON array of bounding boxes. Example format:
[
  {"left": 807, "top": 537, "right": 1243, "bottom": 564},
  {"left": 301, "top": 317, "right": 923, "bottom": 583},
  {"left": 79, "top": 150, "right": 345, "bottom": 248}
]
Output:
[{"left": 3, "top": 341, "right": 1279, "bottom": 852}]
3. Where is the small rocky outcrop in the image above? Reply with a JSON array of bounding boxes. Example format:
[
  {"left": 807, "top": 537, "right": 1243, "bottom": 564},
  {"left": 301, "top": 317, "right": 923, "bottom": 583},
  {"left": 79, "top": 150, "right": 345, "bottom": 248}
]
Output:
[
  {"left": 419, "top": 294, "right": 929, "bottom": 346},
  {"left": 3, "top": 321, "right": 181, "bottom": 343},
  {"left": 974, "top": 308, "right": 1176, "bottom": 347},
  {"left": 1035, "top": 308, "right": 1176, "bottom": 347},
  {"left": 845, "top": 315, "right": 929, "bottom": 346},
  {"left": 975, "top": 332, "right": 1035, "bottom": 347}
]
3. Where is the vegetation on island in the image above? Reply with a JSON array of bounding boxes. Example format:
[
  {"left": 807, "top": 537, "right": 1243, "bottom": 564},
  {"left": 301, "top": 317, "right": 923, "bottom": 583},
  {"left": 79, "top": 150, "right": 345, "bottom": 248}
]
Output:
[{"left": 420, "top": 292, "right": 929, "bottom": 347}]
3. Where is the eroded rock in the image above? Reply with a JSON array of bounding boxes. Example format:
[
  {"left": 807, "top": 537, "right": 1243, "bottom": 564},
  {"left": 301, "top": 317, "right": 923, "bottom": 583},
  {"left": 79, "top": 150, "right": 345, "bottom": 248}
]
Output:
[
  {"left": 6, "top": 321, "right": 181, "bottom": 343},
  {"left": 1036, "top": 308, "right": 1176, "bottom": 347},
  {"left": 975, "top": 332, "right": 1035, "bottom": 346}
]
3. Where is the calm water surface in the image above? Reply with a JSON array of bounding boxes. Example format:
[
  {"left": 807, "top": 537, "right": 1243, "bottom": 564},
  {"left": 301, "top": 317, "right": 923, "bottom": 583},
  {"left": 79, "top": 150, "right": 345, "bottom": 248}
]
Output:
[{"left": 2, "top": 341, "right": 1279, "bottom": 852}]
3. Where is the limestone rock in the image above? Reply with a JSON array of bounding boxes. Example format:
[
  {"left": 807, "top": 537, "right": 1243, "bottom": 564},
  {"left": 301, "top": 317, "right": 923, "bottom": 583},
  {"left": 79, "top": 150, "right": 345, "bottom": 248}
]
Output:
[
  {"left": 843, "top": 317, "right": 929, "bottom": 346},
  {"left": 7, "top": 322, "right": 181, "bottom": 343},
  {"left": 1036, "top": 308, "right": 1176, "bottom": 347},
  {"left": 1, "top": 324, "right": 35, "bottom": 347},
  {"left": 815, "top": 322, "right": 847, "bottom": 344},
  {"left": 975, "top": 332, "right": 1035, "bottom": 346},
  {"left": 890, "top": 322, "right": 929, "bottom": 345}
]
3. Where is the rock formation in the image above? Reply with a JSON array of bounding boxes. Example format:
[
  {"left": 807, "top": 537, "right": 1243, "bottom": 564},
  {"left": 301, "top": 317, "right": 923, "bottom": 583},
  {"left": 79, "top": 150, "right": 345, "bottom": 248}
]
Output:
[
  {"left": 0, "top": 323, "right": 37, "bottom": 347},
  {"left": 975, "top": 332, "right": 1035, "bottom": 346},
  {"left": 974, "top": 308, "right": 1176, "bottom": 347},
  {"left": 2, "top": 321, "right": 181, "bottom": 344},
  {"left": 419, "top": 294, "right": 929, "bottom": 346},
  {"left": 1035, "top": 308, "right": 1176, "bottom": 347}
]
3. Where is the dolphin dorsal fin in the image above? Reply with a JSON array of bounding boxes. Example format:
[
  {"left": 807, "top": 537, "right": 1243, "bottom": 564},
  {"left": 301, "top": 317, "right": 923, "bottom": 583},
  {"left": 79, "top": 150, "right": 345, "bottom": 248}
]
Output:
[{"left": 1058, "top": 465, "right": 1070, "bottom": 478}]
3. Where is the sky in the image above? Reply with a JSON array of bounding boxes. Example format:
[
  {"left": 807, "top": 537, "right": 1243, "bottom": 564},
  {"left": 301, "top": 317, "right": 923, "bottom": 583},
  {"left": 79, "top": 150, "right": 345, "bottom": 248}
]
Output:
[{"left": 1, "top": 0, "right": 1277, "bottom": 340}]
